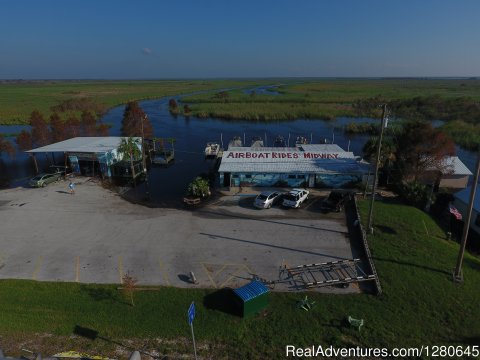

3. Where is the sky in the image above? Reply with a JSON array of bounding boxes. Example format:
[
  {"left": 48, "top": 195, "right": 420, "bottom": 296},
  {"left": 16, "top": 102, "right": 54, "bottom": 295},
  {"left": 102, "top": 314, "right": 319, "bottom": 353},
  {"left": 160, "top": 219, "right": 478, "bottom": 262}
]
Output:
[{"left": 0, "top": 0, "right": 479, "bottom": 79}]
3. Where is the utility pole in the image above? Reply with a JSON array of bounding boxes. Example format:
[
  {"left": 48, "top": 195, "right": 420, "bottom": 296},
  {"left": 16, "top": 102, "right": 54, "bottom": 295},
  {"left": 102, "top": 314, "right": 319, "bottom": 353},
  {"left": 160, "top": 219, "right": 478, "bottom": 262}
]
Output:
[
  {"left": 453, "top": 150, "right": 480, "bottom": 282},
  {"left": 141, "top": 115, "right": 150, "bottom": 201},
  {"left": 367, "top": 104, "right": 388, "bottom": 234}
]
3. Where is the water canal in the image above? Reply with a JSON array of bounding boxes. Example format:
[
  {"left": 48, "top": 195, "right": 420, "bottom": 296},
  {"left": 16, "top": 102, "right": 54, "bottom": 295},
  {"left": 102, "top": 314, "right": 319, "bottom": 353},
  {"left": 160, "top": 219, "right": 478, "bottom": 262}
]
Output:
[{"left": 0, "top": 87, "right": 478, "bottom": 207}]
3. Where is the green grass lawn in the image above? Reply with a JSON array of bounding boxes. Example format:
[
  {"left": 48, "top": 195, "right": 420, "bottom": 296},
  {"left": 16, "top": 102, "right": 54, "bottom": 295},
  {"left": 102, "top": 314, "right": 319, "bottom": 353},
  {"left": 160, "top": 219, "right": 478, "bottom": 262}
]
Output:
[
  {"left": 0, "top": 79, "right": 270, "bottom": 125},
  {"left": 0, "top": 200, "right": 479, "bottom": 358}
]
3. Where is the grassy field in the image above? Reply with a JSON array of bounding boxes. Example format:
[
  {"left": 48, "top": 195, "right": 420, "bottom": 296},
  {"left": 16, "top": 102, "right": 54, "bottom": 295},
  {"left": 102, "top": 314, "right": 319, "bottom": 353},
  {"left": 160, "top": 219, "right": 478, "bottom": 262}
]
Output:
[
  {"left": 2, "top": 79, "right": 480, "bottom": 148},
  {"left": 0, "top": 79, "right": 270, "bottom": 125},
  {"left": 442, "top": 120, "right": 480, "bottom": 151},
  {"left": 0, "top": 200, "right": 479, "bottom": 359},
  {"left": 183, "top": 78, "right": 480, "bottom": 119},
  {"left": 182, "top": 79, "right": 480, "bottom": 149}
]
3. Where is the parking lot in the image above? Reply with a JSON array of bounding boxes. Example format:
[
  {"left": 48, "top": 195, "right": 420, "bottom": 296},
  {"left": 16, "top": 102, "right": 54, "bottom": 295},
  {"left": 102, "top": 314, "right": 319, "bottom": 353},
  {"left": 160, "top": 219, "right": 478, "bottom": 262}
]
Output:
[{"left": 0, "top": 180, "right": 358, "bottom": 293}]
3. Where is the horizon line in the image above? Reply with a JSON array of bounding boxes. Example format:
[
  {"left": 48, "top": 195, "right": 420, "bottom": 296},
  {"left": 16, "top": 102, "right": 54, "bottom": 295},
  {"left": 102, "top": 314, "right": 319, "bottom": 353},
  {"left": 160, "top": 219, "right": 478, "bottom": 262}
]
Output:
[{"left": 1, "top": 76, "right": 479, "bottom": 82}]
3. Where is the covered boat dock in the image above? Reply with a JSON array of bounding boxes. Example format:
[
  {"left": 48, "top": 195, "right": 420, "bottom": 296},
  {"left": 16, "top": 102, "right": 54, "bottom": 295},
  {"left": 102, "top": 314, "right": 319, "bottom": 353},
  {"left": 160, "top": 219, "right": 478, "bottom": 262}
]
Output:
[{"left": 26, "top": 136, "right": 144, "bottom": 179}]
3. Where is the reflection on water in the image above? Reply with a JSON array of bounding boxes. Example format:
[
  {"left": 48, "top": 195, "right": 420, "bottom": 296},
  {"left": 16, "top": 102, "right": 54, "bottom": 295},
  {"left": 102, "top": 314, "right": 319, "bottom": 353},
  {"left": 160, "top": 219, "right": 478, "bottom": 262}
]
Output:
[
  {"left": 242, "top": 85, "right": 281, "bottom": 96},
  {"left": 1, "top": 92, "right": 478, "bottom": 204}
]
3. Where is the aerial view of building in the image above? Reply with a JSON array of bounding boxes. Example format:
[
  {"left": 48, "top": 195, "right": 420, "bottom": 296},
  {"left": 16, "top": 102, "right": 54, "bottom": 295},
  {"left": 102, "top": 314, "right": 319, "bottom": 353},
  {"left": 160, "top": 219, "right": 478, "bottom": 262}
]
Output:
[{"left": 0, "top": 1, "right": 479, "bottom": 359}]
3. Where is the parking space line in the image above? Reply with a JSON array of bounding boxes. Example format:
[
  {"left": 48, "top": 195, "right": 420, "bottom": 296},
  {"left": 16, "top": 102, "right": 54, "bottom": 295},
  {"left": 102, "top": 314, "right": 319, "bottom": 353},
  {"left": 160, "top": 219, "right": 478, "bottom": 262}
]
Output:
[
  {"left": 212, "top": 264, "right": 227, "bottom": 280},
  {"left": 219, "top": 267, "right": 243, "bottom": 288},
  {"left": 303, "top": 198, "right": 320, "bottom": 210},
  {"left": 118, "top": 256, "right": 124, "bottom": 284},
  {"left": 75, "top": 256, "right": 80, "bottom": 282},
  {"left": 32, "top": 256, "right": 44, "bottom": 280},
  {"left": 201, "top": 263, "right": 217, "bottom": 288},
  {"left": 158, "top": 259, "right": 171, "bottom": 286},
  {"left": 243, "top": 263, "right": 254, "bottom": 275}
]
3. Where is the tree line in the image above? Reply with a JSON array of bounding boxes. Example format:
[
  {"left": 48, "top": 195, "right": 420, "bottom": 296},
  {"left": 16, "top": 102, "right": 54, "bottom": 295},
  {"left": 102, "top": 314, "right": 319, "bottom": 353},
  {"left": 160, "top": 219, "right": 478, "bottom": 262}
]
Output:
[
  {"left": 353, "top": 95, "right": 480, "bottom": 123},
  {"left": 362, "top": 120, "right": 457, "bottom": 207},
  {"left": 13, "top": 110, "right": 110, "bottom": 152},
  {"left": 0, "top": 100, "right": 154, "bottom": 159}
]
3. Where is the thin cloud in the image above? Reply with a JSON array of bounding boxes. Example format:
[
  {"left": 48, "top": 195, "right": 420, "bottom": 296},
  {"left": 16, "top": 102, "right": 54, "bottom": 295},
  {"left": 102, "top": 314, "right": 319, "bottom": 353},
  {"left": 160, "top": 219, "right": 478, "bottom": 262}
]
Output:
[{"left": 142, "top": 48, "right": 152, "bottom": 55}]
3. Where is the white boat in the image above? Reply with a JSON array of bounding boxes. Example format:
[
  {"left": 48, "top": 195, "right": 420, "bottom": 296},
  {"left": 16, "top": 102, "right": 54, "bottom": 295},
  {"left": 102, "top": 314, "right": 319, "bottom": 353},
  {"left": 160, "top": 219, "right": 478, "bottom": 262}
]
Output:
[
  {"left": 295, "top": 136, "right": 308, "bottom": 145},
  {"left": 228, "top": 136, "right": 243, "bottom": 149},
  {"left": 251, "top": 136, "right": 264, "bottom": 148},
  {"left": 205, "top": 142, "right": 221, "bottom": 157}
]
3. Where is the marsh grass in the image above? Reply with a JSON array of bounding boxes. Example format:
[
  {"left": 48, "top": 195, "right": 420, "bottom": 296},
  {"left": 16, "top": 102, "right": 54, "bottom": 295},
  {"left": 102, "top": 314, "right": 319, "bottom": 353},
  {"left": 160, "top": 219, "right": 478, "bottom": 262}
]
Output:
[{"left": 0, "top": 80, "right": 272, "bottom": 125}]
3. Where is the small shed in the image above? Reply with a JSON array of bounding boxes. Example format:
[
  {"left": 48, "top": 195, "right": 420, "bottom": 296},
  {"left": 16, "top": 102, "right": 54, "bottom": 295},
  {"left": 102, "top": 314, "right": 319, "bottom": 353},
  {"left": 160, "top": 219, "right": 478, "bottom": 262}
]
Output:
[{"left": 232, "top": 280, "right": 270, "bottom": 317}]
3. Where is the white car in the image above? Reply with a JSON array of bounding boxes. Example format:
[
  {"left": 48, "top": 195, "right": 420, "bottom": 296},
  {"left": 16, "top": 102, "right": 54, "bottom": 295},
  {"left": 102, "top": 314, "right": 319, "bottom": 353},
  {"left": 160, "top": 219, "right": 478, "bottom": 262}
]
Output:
[
  {"left": 282, "top": 188, "right": 310, "bottom": 208},
  {"left": 254, "top": 191, "right": 283, "bottom": 209}
]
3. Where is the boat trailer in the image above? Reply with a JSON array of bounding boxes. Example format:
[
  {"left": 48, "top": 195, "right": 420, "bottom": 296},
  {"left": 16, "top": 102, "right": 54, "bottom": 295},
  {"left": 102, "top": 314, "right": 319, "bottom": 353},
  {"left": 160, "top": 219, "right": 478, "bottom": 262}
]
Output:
[{"left": 256, "top": 259, "right": 376, "bottom": 290}]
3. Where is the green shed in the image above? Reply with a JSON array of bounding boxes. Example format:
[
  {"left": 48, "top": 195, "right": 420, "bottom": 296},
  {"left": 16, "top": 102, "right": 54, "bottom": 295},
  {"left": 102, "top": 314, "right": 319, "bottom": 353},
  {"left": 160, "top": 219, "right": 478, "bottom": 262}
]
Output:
[{"left": 232, "top": 280, "right": 270, "bottom": 318}]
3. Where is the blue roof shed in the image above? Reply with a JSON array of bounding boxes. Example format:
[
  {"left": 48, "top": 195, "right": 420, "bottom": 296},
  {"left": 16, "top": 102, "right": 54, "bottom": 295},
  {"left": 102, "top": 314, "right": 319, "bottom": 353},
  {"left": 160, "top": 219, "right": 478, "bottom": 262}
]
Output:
[{"left": 232, "top": 280, "right": 270, "bottom": 317}]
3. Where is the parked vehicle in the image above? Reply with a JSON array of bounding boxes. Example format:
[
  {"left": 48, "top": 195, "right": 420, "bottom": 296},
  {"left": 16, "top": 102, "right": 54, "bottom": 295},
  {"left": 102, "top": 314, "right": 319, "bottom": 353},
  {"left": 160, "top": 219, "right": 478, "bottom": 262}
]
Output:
[
  {"left": 321, "top": 190, "right": 352, "bottom": 212},
  {"left": 49, "top": 165, "right": 72, "bottom": 177},
  {"left": 282, "top": 188, "right": 309, "bottom": 208},
  {"left": 28, "top": 173, "right": 61, "bottom": 187},
  {"left": 254, "top": 191, "right": 283, "bottom": 209}
]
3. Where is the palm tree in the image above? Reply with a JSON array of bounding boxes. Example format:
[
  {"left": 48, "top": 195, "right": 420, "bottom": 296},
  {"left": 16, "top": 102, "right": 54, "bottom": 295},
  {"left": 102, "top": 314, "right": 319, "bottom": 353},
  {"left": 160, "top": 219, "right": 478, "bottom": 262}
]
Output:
[
  {"left": 362, "top": 136, "right": 396, "bottom": 169},
  {"left": 363, "top": 136, "right": 397, "bottom": 188},
  {"left": 117, "top": 137, "right": 141, "bottom": 186},
  {"left": 167, "top": 137, "right": 176, "bottom": 153}
]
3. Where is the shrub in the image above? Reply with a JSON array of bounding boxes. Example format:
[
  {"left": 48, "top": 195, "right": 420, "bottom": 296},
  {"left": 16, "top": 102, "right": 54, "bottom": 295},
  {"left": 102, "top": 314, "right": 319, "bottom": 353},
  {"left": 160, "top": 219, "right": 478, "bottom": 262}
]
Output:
[
  {"left": 187, "top": 177, "right": 210, "bottom": 198},
  {"left": 397, "top": 181, "right": 434, "bottom": 209}
]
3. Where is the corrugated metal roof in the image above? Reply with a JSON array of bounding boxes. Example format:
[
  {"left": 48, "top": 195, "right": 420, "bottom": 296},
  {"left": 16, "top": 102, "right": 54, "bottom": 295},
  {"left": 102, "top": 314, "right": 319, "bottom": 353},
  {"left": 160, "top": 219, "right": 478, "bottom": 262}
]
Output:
[
  {"left": 219, "top": 147, "right": 367, "bottom": 174},
  {"left": 219, "top": 159, "right": 369, "bottom": 174},
  {"left": 222, "top": 149, "right": 355, "bottom": 162},
  {"left": 442, "top": 156, "right": 473, "bottom": 176},
  {"left": 228, "top": 147, "right": 289, "bottom": 152},
  {"left": 300, "top": 144, "right": 345, "bottom": 152},
  {"left": 233, "top": 280, "right": 269, "bottom": 302},
  {"left": 26, "top": 137, "right": 141, "bottom": 153},
  {"left": 454, "top": 185, "right": 480, "bottom": 212}
]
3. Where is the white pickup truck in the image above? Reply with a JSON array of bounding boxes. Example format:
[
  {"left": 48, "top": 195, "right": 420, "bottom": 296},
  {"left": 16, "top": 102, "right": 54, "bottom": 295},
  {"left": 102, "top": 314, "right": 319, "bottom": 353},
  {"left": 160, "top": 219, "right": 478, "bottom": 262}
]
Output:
[{"left": 282, "top": 188, "right": 309, "bottom": 208}]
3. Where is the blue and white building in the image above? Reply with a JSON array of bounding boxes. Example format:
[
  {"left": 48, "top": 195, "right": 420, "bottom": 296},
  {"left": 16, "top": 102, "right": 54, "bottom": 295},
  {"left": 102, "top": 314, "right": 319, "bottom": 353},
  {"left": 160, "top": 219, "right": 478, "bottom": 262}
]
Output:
[
  {"left": 218, "top": 144, "right": 370, "bottom": 188},
  {"left": 26, "top": 137, "right": 142, "bottom": 178}
]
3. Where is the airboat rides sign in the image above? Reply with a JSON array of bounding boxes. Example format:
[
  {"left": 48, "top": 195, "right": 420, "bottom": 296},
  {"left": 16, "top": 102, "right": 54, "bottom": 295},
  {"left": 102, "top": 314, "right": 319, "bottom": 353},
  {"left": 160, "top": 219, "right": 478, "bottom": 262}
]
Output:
[
  {"left": 218, "top": 146, "right": 366, "bottom": 188},
  {"left": 223, "top": 151, "right": 353, "bottom": 161}
]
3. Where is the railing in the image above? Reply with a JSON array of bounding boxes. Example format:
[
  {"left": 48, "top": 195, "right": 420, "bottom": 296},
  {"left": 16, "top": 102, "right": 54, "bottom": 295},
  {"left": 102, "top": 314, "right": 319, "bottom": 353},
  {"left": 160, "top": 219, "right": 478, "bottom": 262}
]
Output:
[{"left": 352, "top": 195, "right": 383, "bottom": 295}]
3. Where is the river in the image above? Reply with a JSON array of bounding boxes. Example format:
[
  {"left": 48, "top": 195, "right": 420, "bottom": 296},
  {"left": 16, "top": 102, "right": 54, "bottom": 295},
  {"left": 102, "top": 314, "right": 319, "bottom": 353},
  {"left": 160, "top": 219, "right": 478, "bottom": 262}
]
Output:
[{"left": 0, "top": 88, "right": 478, "bottom": 206}]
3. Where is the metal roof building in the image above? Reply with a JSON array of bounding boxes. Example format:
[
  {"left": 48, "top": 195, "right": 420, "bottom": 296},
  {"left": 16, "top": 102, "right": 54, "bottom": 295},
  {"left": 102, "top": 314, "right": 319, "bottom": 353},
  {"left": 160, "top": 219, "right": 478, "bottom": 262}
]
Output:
[
  {"left": 26, "top": 137, "right": 142, "bottom": 178},
  {"left": 435, "top": 156, "right": 473, "bottom": 189},
  {"left": 26, "top": 137, "right": 138, "bottom": 154},
  {"left": 441, "top": 156, "right": 473, "bottom": 176},
  {"left": 219, "top": 144, "right": 369, "bottom": 188}
]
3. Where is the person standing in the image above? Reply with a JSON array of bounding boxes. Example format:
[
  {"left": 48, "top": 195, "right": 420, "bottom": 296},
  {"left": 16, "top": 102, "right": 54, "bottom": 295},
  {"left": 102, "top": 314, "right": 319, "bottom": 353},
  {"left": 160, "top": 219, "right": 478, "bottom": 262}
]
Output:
[{"left": 68, "top": 181, "right": 75, "bottom": 195}]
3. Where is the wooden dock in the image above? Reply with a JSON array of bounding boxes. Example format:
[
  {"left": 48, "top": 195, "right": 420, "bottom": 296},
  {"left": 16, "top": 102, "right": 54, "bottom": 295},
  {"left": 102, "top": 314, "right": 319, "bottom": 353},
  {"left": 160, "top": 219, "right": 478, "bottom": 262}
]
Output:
[
  {"left": 152, "top": 150, "right": 174, "bottom": 165},
  {"left": 183, "top": 197, "right": 201, "bottom": 206}
]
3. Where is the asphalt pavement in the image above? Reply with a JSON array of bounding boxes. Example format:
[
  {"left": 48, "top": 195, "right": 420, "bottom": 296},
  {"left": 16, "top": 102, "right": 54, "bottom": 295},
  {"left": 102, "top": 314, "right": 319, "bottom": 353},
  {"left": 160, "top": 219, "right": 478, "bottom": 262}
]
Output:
[{"left": 0, "top": 179, "right": 357, "bottom": 293}]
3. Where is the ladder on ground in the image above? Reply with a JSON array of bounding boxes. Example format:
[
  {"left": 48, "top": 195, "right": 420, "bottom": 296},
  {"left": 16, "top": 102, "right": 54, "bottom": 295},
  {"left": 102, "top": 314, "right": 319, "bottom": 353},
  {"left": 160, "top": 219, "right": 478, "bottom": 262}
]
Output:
[{"left": 278, "top": 259, "right": 376, "bottom": 290}]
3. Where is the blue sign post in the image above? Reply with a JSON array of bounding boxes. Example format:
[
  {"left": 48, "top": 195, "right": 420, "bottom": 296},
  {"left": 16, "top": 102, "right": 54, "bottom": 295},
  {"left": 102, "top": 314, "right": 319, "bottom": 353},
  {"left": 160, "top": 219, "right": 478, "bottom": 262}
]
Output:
[{"left": 188, "top": 301, "right": 198, "bottom": 360}]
